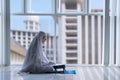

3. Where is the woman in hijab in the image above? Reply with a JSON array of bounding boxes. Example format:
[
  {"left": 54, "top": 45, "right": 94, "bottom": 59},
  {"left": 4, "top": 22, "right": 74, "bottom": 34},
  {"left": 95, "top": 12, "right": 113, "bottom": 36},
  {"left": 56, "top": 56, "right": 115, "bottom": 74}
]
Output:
[{"left": 20, "top": 31, "right": 54, "bottom": 74}]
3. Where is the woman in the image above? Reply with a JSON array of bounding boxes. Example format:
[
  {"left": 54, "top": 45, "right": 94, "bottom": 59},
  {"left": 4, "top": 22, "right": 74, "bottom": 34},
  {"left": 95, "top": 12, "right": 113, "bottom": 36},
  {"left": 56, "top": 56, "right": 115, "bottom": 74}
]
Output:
[{"left": 20, "top": 31, "right": 54, "bottom": 73}]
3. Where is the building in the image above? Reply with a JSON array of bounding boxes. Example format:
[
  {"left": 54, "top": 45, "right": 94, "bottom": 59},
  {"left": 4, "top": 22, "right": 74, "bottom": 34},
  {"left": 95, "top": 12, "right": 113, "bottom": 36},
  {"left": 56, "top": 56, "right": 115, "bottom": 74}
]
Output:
[
  {"left": 11, "top": 16, "right": 40, "bottom": 49},
  {"left": 58, "top": 0, "right": 103, "bottom": 64},
  {"left": 10, "top": 38, "right": 26, "bottom": 64}
]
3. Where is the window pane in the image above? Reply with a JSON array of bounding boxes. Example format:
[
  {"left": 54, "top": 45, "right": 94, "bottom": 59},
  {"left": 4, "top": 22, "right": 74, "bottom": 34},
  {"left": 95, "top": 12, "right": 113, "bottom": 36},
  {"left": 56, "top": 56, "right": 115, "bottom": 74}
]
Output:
[
  {"left": 57, "top": 15, "right": 103, "bottom": 64},
  {"left": 10, "top": 0, "right": 105, "bottom": 65},
  {"left": 89, "top": 0, "right": 104, "bottom": 13},
  {"left": 30, "top": 0, "right": 54, "bottom": 13},
  {"left": 10, "top": 0, "right": 23, "bottom": 13},
  {"left": 57, "top": 0, "right": 84, "bottom": 13},
  {"left": 10, "top": 16, "right": 56, "bottom": 64}
]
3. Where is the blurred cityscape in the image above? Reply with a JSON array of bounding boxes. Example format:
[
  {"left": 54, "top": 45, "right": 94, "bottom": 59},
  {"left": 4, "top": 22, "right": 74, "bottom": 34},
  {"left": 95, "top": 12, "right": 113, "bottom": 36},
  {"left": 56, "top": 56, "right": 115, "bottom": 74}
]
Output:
[{"left": 10, "top": 0, "right": 103, "bottom": 65}]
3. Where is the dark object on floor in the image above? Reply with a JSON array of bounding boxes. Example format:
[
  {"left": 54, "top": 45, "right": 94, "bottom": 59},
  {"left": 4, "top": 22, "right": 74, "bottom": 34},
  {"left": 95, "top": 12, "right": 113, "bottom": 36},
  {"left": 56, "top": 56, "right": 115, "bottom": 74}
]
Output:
[{"left": 53, "top": 65, "right": 66, "bottom": 73}]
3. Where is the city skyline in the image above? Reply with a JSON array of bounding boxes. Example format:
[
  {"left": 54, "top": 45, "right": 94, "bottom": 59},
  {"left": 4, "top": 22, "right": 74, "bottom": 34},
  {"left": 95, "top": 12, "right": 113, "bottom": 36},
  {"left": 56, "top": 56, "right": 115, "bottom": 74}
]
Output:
[{"left": 10, "top": 0, "right": 104, "bottom": 65}]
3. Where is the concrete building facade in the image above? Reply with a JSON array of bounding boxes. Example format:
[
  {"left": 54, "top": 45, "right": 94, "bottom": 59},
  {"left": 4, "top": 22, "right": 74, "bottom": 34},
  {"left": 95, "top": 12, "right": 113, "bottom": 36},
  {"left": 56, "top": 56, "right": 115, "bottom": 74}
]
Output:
[
  {"left": 10, "top": 38, "right": 26, "bottom": 64},
  {"left": 11, "top": 16, "right": 40, "bottom": 49},
  {"left": 58, "top": 0, "right": 103, "bottom": 65}
]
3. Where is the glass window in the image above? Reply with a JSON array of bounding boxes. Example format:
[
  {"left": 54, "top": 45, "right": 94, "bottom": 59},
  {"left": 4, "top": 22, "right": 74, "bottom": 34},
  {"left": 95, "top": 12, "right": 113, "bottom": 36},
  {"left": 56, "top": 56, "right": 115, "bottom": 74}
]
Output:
[
  {"left": 58, "top": 0, "right": 84, "bottom": 13},
  {"left": 89, "top": 0, "right": 104, "bottom": 13},
  {"left": 29, "top": 0, "right": 54, "bottom": 13},
  {"left": 66, "top": 53, "right": 77, "bottom": 57},
  {"left": 66, "top": 18, "right": 77, "bottom": 23},
  {"left": 10, "top": 0, "right": 23, "bottom": 13},
  {"left": 65, "top": 2, "right": 77, "bottom": 10},
  {"left": 29, "top": 21, "right": 33, "bottom": 25},
  {"left": 67, "top": 60, "right": 77, "bottom": 64},
  {"left": 10, "top": 0, "right": 105, "bottom": 65}
]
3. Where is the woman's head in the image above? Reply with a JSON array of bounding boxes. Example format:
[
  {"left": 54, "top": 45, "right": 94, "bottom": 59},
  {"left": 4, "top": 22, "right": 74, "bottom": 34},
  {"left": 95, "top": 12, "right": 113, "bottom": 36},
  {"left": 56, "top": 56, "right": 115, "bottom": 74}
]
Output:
[
  {"left": 42, "top": 35, "right": 46, "bottom": 43},
  {"left": 38, "top": 31, "right": 47, "bottom": 44}
]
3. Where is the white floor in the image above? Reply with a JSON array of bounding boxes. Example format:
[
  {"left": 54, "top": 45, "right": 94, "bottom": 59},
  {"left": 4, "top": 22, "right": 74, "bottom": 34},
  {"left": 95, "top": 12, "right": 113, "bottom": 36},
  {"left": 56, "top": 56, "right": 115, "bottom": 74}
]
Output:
[{"left": 0, "top": 66, "right": 120, "bottom": 80}]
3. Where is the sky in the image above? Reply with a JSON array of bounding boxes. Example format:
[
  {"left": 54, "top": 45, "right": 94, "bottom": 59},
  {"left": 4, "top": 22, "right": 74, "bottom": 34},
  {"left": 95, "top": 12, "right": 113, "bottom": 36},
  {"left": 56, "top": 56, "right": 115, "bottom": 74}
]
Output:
[{"left": 10, "top": 0, "right": 103, "bottom": 34}]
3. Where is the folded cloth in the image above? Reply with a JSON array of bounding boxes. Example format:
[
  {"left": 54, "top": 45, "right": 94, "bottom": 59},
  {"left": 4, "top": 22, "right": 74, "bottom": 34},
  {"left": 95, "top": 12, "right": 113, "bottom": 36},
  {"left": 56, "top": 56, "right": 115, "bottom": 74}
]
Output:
[{"left": 64, "top": 70, "right": 76, "bottom": 74}]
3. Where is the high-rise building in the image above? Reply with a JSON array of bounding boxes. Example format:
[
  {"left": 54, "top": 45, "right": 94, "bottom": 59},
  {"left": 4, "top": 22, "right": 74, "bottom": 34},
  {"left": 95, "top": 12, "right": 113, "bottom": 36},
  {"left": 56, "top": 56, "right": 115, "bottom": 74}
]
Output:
[
  {"left": 10, "top": 38, "right": 26, "bottom": 64},
  {"left": 58, "top": 0, "right": 103, "bottom": 64},
  {"left": 11, "top": 16, "right": 39, "bottom": 49}
]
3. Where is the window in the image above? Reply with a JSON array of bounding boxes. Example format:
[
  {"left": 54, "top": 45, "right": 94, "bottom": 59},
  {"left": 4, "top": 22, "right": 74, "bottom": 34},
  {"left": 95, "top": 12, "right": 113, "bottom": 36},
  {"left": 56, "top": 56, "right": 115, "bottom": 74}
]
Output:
[
  {"left": 0, "top": 0, "right": 118, "bottom": 67},
  {"left": 23, "top": 32, "right": 25, "bottom": 36},
  {"left": 18, "top": 32, "right": 20, "bottom": 35},
  {"left": 66, "top": 32, "right": 77, "bottom": 37},
  {"left": 28, "top": 33, "right": 30, "bottom": 36},
  {"left": 66, "top": 18, "right": 77, "bottom": 23},
  {"left": 89, "top": 0, "right": 104, "bottom": 13},
  {"left": 65, "top": 2, "right": 77, "bottom": 10},
  {"left": 9, "top": 0, "right": 119, "bottom": 66},
  {"left": 66, "top": 53, "right": 77, "bottom": 57},
  {"left": 29, "top": 21, "right": 33, "bottom": 25},
  {"left": 29, "top": 26, "right": 33, "bottom": 30},
  {"left": 66, "top": 25, "right": 77, "bottom": 30},
  {"left": 18, "top": 37, "right": 21, "bottom": 39},
  {"left": 23, "top": 37, "right": 25, "bottom": 40},
  {"left": 32, "top": 33, "right": 35, "bottom": 36},
  {"left": 66, "top": 46, "right": 77, "bottom": 50},
  {"left": 13, "top": 31, "right": 15, "bottom": 35},
  {"left": 66, "top": 60, "right": 77, "bottom": 64},
  {"left": 66, "top": 39, "right": 77, "bottom": 44}
]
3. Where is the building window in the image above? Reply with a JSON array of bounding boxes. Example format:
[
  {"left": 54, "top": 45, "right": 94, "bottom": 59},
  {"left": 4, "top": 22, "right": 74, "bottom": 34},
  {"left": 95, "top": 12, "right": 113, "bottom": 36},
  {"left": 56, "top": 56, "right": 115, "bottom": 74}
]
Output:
[
  {"left": 18, "top": 37, "right": 21, "bottom": 39},
  {"left": 65, "top": 2, "right": 77, "bottom": 10},
  {"left": 66, "top": 25, "right": 77, "bottom": 30},
  {"left": 30, "top": 26, "right": 33, "bottom": 29},
  {"left": 13, "top": 36, "right": 15, "bottom": 39},
  {"left": 66, "top": 32, "right": 77, "bottom": 37},
  {"left": 66, "top": 18, "right": 77, "bottom": 23},
  {"left": 23, "top": 41, "right": 25, "bottom": 43},
  {"left": 66, "top": 46, "right": 77, "bottom": 50},
  {"left": 66, "top": 39, "right": 77, "bottom": 43},
  {"left": 66, "top": 60, "right": 77, "bottom": 64},
  {"left": 29, "top": 21, "right": 33, "bottom": 25},
  {"left": 33, "top": 33, "right": 35, "bottom": 36},
  {"left": 12, "top": 31, "right": 15, "bottom": 35},
  {"left": 23, "top": 32, "right": 25, "bottom": 36},
  {"left": 28, "top": 38, "right": 31, "bottom": 40},
  {"left": 66, "top": 53, "right": 77, "bottom": 57},
  {"left": 28, "top": 33, "right": 30, "bottom": 36},
  {"left": 18, "top": 32, "right": 20, "bottom": 35},
  {"left": 23, "top": 37, "right": 26, "bottom": 40}
]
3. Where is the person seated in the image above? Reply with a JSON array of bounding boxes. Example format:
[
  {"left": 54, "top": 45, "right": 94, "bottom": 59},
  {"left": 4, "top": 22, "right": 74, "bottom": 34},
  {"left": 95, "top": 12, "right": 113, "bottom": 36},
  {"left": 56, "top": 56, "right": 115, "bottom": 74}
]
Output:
[{"left": 20, "top": 31, "right": 65, "bottom": 74}]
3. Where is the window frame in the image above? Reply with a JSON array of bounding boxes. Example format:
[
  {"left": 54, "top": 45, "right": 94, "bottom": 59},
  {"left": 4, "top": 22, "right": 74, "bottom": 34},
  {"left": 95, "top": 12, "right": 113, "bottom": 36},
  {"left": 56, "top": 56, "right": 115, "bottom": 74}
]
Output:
[
  {"left": 0, "top": 0, "right": 116, "bottom": 66},
  {"left": 0, "top": 0, "right": 10, "bottom": 66}
]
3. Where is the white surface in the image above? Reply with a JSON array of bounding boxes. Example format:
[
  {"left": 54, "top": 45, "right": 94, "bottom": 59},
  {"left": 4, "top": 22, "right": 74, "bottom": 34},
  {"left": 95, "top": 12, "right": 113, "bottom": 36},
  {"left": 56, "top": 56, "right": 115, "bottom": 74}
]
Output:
[{"left": 0, "top": 66, "right": 120, "bottom": 80}]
